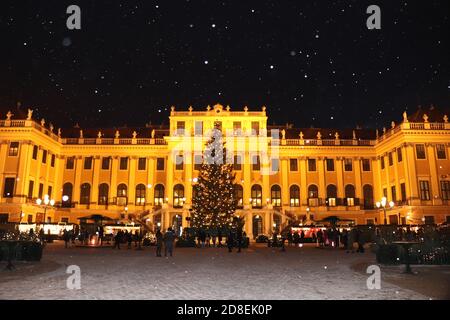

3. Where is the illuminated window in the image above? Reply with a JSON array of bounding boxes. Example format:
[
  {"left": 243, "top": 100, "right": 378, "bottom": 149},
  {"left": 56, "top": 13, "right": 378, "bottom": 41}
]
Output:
[
  {"left": 251, "top": 185, "right": 262, "bottom": 208},
  {"left": 135, "top": 184, "right": 146, "bottom": 206},
  {"left": 271, "top": 185, "right": 281, "bottom": 207},
  {"left": 154, "top": 184, "right": 165, "bottom": 206},
  {"left": 8, "top": 142, "right": 19, "bottom": 156},
  {"left": 290, "top": 185, "right": 300, "bottom": 207}
]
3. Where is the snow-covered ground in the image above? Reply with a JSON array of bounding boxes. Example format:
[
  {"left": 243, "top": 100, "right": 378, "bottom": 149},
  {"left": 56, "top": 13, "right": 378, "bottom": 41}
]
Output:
[{"left": 0, "top": 241, "right": 440, "bottom": 300}]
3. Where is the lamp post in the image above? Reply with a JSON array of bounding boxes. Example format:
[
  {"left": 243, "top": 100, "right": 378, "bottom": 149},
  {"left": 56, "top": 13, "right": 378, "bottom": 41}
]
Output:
[
  {"left": 36, "top": 194, "right": 55, "bottom": 236},
  {"left": 375, "top": 197, "right": 394, "bottom": 225}
]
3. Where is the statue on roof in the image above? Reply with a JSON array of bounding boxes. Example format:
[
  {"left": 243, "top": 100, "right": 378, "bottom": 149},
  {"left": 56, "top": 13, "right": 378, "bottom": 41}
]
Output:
[
  {"left": 402, "top": 111, "right": 408, "bottom": 123},
  {"left": 335, "top": 132, "right": 339, "bottom": 140},
  {"left": 79, "top": 129, "right": 83, "bottom": 139},
  {"left": 97, "top": 131, "right": 102, "bottom": 139},
  {"left": 58, "top": 128, "right": 62, "bottom": 137},
  {"left": 6, "top": 111, "right": 13, "bottom": 120},
  {"left": 132, "top": 131, "right": 137, "bottom": 139},
  {"left": 423, "top": 113, "right": 429, "bottom": 123},
  {"left": 27, "top": 109, "right": 33, "bottom": 120},
  {"left": 299, "top": 131, "right": 304, "bottom": 140},
  {"left": 115, "top": 130, "right": 120, "bottom": 139},
  {"left": 352, "top": 130, "right": 356, "bottom": 140},
  {"left": 391, "top": 121, "right": 395, "bottom": 128},
  {"left": 49, "top": 123, "right": 54, "bottom": 132},
  {"left": 151, "top": 129, "right": 155, "bottom": 138},
  {"left": 40, "top": 118, "right": 45, "bottom": 127},
  {"left": 281, "top": 129, "right": 286, "bottom": 140},
  {"left": 444, "top": 115, "right": 448, "bottom": 123},
  {"left": 317, "top": 131, "right": 322, "bottom": 140}
]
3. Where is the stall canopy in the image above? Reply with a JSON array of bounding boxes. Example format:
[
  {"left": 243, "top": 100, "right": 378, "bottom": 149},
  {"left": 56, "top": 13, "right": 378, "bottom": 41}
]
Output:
[
  {"left": 77, "top": 214, "right": 115, "bottom": 224},
  {"left": 315, "top": 216, "right": 355, "bottom": 226}
]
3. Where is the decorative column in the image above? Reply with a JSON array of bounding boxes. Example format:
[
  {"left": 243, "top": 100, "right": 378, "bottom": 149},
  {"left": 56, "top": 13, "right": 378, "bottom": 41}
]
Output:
[
  {"left": 110, "top": 156, "right": 119, "bottom": 200},
  {"left": 0, "top": 141, "right": 9, "bottom": 201},
  {"left": 73, "top": 156, "right": 83, "bottom": 204},
  {"left": 34, "top": 147, "right": 42, "bottom": 198},
  {"left": 336, "top": 157, "right": 344, "bottom": 200},
  {"left": 384, "top": 153, "right": 392, "bottom": 200},
  {"left": 166, "top": 153, "right": 174, "bottom": 205},
  {"left": 243, "top": 151, "right": 251, "bottom": 206},
  {"left": 427, "top": 143, "right": 441, "bottom": 205},
  {"left": 184, "top": 151, "right": 193, "bottom": 204},
  {"left": 280, "top": 158, "right": 289, "bottom": 206},
  {"left": 299, "top": 157, "right": 307, "bottom": 205},
  {"left": 317, "top": 157, "right": 326, "bottom": 203},
  {"left": 372, "top": 157, "right": 382, "bottom": 204},
  {"left": 53, "top": 155, "right": 64, "bottom": 203},
  {"left": 128, "top": 157, "right": 137, "bottom": 206},
  {"left": 404, "top": 144, "right": 419, "bottom": 205},
  {"left": 91, "top": 156, "right": 101, "bottom": 208},
  {"left": 354, "top": 157, "right": 362, "bottom": 202},
  {"left": 147, "top": 157, "right": 155, "bottom": 206}
]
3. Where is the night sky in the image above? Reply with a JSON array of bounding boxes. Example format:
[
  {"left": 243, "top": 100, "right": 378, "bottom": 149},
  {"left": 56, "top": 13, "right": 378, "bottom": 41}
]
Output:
[{"left": 0, "top": 0, "right": 449, "bottom": 130}]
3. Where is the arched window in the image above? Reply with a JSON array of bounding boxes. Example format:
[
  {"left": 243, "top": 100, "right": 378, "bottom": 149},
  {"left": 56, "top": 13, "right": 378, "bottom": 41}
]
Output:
[
  {"left": 62, "top": 182, "right": 73, "bottom": 206},
  {"left": 345, "top": 184, "right": 355, "bottom": 206},
  {"left": 234, "top": 184, "right": 243, "bottom": 208},
  {"left": 80, "top": 183, "right": 91, "bottom": 205},
  {"left": 173, "top": 184, "right": 185, "bottom": 208},
  {"left": 117, "top": 183, "right": 128, "bottom": 206},
  {"left": 251, "top": 184, "right": 262, "bottom": 208},
  {"left": 98, "top": 183, "right": 109, "bottom": 205},
  {"left": 135, "top": 184, "right": 146, "bottom": 206},
  {"left": 326, "top": 184, "right": 337, "bottom": 206},
  {"left": 308, "top": 185, "right": 318, "bottom": 198},
  {"left": 154, "top": 184, "right": 165, "bottom": 206},
  {"left": 290, "top": 185, "right": 300, "bottom": 207},
  {"left": 271, "top": 185, "right": 281, "bottom": 207},
  {"left": 363, "top": 184, "right": 374, "bottom": 209}
]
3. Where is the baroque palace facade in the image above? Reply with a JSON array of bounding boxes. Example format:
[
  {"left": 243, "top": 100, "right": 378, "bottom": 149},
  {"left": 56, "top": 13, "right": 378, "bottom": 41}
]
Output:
[{"left": 0, "top": 104, "right": 449, "bottom": 237}]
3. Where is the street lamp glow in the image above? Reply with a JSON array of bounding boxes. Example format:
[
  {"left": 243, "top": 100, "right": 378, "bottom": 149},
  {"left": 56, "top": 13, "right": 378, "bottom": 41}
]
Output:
[
  {"left": 50, "top": 199, "right": 55, "bottom": 206},
  {"left": 389, "top": 201, "right": 395, "bottom": 208},
  {"left": 381, "top": 197, "right": 387, "bottom": 207},
  {"left": 147, "top": 184, "right": 152, "bottom": 188},
  {"left": 62, "top": 195, "right": 69, "bottom": 202},
  {"left": 375, "top": 201, "right": 381, "bottom": 208},
  {"left": 36, "top": 198, "right": 42, "bottom": 205}
]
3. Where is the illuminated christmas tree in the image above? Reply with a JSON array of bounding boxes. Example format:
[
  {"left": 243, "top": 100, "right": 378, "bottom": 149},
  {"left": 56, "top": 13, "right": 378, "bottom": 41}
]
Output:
[{"left": 191, "top": 127, "right": 237, "bottom": 230}]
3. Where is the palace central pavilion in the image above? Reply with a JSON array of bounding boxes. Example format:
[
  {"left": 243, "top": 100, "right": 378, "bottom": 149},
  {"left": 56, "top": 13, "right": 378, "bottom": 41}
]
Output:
[{"left": 1, "top": 104, "right": 449, "bottom": 237}]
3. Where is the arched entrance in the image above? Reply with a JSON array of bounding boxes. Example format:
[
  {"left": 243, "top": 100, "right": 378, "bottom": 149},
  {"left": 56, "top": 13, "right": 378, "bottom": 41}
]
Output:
[{"left": 252, "top": 215, "right": 263, "bottom": 238}]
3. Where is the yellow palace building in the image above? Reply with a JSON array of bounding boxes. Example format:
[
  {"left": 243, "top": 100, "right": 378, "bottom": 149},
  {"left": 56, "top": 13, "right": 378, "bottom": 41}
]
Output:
[{"left": 0, "top": 104, "right": 449, "bottom": 237}]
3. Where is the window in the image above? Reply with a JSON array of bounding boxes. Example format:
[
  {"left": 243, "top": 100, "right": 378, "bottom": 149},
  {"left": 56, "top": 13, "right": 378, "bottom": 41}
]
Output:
[
  {"left": 344, "top": 159, "right": 352, "bottom": 171},
  {"left": 271, "top": 185, "right": 281, "bottom": 207},
  {"left": 48, "top": 186, "right": 52, "bottom": 198},
  {"left": 42, "top": 150, "right": 47, "bottom": 163},
  {"left": 233, "top": 122, "right": 241, "bottom": 135},
  {"left": 138, "top": 157, "right": 146, "bottom": 170},
  {"left": 362, "top": 159, "right": 371, "bottom": 171},
  {"left": 62, "top": 183, "right": 73, "bottom": 205},
  {"left": 271, "top": 158, "right": 279, "bottom": 172},
  {"left": 61, "top": 217, "right": 69, "bottom": 223},
  {"left": 28, "top": 180, "right": 34, "bottom": 199},
  {"left": 388, "top": 152, "right": 393, "bottom": 166},
  {"left": 419, "top": 180, "right": 431, "bottom": 200},
  {"left": 135, "top": 184, "right": 146, "bottom": 206},
  {"left": 175, "top": 154, "right": 184, "bottom": 170},
  {"left": 119, "top": 157, "right": 128, "bottom": 170},
  {"left": 234, "top": 185, "right": 243, "bottom": 208},
  {"left": 101, "top": 157, "right": 111, "bottom": 170},
  {"left": 363, "top": 185, "right": 374, "bottom": 209},
  {"left": 290, "top": 185, "right": 300, "bottom": 207},
  {"left": 98, "top": 183, "right": 109, "bottom": 205},
  {"left": 233, "top": 155, "right": 241, "bottom": 171},
  {"left": 397, "top": 148, "right": 403, "bottom": 162},
  {"left": 32, "top": 145, "right": 38, "bottom": 159},
  {"left": 84, "top": 157, "right": 93, "bottom": 170},
  {"left": 326, "top": 158, "right": 334, "bottom": 171},
  {"left": 66, "top": 157, "right": 75, "bottom": 169},
  {"left": 391, "top": 185, "right": 396, "bottom": 202},
  {"left": 401, "top": 183, "right": 407, "bottom": 202},
  {"left": 194, "top": 121, "right": 203, "bottom": 136},
  {"left": 290, "top": 159, "right": 298, "bottom": 171},
  {"left": 326, "top": 185, "right": 337, "bottom": 206},
  {"left": 251, "top": 121, "right": 259, "bottom": 135},
  {"left": 252, "top": 155, "right": 260, "bottom": 171},
  {"left": 194, "top": 154, "right": 203, "bottom": 171},
  {"left": 441, "top": 181, "right": 450, "bottom": 200},
  {"left": 51, "top": 154, "right": 55, "bottom": 167},
  {"left": 176, "top": 121, "right": 185, "bottom": 135},
  {"left": 8, "top": 142, "right": 19, "bottom": 156},
  {"left": 3, "top": 177, "right": 15, "bottom": 198},
  {"left": 345, "top": 185, "right": 355, "bottom": 206},
  {"left": 381, "top": 156, "right": 385, "bottom": 169},
  {"left": 307, "top": 159, "right": 316, "bottom": 171},
  {"left": 154, "top": 184, "right": 165, "bottom": 206},
  {"left": 80, "top": 183, "right": 91, "bottom": 204},
  {"left": 173, "top": 184, "right": 184, "bottom": 208},
  {"left": 251, "top": 185, "right": 262, "bottom": 208},
  {"left": 0, "top": 214, "right": 8, "bottom": 223},
  {"left": 437, "top": 144, "right": 447, "bottom": 159},
  {"left": 38, "top": 183, "right": 44, "bottom": 199},
  {"left": 416, "top": 144, "right": 426, "bottom": 159},
  {"left": 117, "top": 184, "right": 128, "bottom": 205},
  {"left": 308, "top": 185, "right": 318, "bottom": 198},
  {"left": 156, "top": 158, "right": 165, "bottom": 171}
]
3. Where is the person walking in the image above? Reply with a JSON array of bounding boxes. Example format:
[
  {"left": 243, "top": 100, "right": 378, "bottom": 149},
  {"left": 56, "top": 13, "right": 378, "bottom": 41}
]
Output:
[
  {"left": 236, "top": 228, "right": 243, "bottom": 253},
  {"left": 317, "top": 229, "right": 323, "bottom": 247},
  {"left": 63, "top": 229, "right": 70, "bottom": 248},
  {"left": 98, "top": 227, "right": 104, "bottom": 246},
  {"left": 227, "top": 230, "right": 234, "bottom": 253},
  {"left": 212, "top": 233, "right": 217, "bottom": 247},
  {"left": 357, "top": 229, "right": 365, "bottom": 253},
  {"left": 163, "top": 227, "right": 175, "bottom": 257},
  {"left": 113, "top": 230, "right": 122, "bottom": 249},
  {"left": 126, "top": 230, "right": 132, "bottom": 249},
  {"left": 347, "top": 228, "right": 356, "bottom": 253},
  {"left": 155, "top": 229, "right": 163, "bottom": 257}
]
